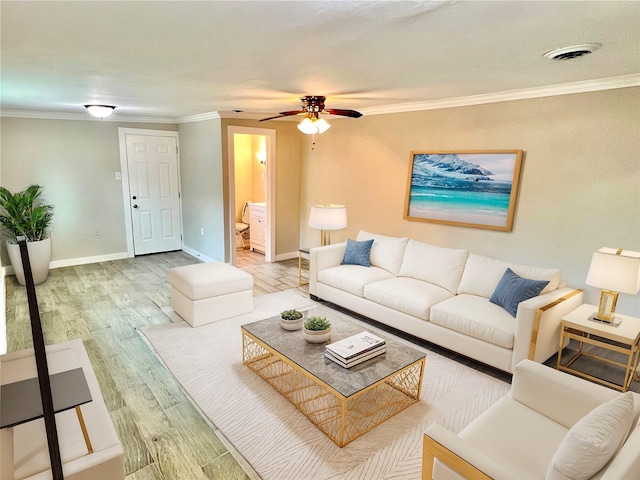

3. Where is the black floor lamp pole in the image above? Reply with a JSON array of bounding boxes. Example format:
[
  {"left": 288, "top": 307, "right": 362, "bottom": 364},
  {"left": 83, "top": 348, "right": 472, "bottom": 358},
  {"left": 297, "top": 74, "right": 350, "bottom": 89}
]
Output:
[{"left": 18, "top": 238, "right": 64, "bottom": 479}]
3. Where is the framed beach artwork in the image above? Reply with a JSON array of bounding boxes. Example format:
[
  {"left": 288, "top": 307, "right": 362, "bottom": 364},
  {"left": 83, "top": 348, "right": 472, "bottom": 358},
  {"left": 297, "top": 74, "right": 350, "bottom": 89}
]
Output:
[{"left": 404, "top": 150, "right": 523, "bottom": 232}]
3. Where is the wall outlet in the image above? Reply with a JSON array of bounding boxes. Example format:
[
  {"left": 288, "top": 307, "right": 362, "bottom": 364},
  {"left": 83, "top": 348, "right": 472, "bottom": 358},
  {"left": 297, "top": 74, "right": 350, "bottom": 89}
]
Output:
[
  {"left": 200, "top": 227, "right": 204, "bottom": 236},
  {"left": 93, "top": 227, "right": 100, "bottom": 236}
]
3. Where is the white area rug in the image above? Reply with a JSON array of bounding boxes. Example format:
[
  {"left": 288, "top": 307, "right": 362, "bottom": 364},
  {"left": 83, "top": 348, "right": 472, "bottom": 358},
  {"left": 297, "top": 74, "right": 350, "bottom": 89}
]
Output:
[{"left": 140, "top": 290, "right": 509, "bottom": 480}]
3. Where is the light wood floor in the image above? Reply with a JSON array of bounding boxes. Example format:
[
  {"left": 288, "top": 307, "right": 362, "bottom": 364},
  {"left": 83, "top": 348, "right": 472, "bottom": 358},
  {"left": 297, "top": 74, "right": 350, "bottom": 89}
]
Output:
[
  {"left": 5, "top": 248, "right": 637, "bottom": 479},
  {"left": 4, "top": 248, "right": 305, "bottom": 480}
]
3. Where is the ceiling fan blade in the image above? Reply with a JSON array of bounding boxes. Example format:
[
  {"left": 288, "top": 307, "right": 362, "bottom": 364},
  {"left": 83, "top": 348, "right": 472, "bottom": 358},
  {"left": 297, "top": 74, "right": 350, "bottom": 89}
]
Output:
[
  {"left": 259, "top": 110, "right": 305, "bottom": 122},
  {"left": 325, "top": 108, "right": 363, "bottom": 118}
]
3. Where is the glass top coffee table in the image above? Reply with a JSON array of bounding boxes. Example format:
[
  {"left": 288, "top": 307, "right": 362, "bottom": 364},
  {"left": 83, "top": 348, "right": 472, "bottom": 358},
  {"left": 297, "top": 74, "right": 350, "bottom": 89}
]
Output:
[{"left": 241, "top": 307, "right": 426, "bottom": 447}]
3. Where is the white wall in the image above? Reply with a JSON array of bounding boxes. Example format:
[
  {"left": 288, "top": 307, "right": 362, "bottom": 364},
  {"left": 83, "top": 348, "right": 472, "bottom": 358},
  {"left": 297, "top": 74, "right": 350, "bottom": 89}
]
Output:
[
  {"left": 0, "top": 118, "right": 178, "bottom": 265},
  {"left": 300, "top": 87, "right": 640, "bottom": 316},
  {"left": 178, "top": 118, "right": 226, "bottom": 262}
]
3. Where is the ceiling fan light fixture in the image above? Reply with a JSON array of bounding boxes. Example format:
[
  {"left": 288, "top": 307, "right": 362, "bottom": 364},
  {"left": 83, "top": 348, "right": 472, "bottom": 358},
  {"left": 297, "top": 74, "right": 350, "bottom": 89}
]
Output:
[
  {"left": 298, "top": 117, "right": 331, "bottom": 135},
  {"left": 85, "top": 104, "right": 116, "bottom": 118}
]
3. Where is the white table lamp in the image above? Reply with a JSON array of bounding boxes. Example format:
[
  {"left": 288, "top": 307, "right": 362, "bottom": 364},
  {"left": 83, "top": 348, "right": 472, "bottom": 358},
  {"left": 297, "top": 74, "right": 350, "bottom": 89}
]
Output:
[
  {"left": 308, "top": 204, "right": 347, "bottom": 246},
  {"left": 586, "top": 247, "right": 640, "bottom": 323}
]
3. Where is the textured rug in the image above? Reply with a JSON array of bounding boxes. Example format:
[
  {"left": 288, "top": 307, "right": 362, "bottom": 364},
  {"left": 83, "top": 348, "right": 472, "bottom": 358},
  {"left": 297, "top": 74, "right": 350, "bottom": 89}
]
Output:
[{"left": 139, "top": 290, "right": 510, "bottom": 480}]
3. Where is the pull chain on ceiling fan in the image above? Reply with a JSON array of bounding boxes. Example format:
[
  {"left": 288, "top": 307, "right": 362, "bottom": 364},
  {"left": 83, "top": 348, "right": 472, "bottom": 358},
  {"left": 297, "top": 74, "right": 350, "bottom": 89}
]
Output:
[{"left": 260, "top": 96, "right": 362, "bottom": 135}]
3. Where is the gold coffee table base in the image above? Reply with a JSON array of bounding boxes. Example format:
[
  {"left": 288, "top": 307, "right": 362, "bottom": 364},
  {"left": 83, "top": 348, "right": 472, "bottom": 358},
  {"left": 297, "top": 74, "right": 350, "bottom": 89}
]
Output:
[{"left": 242, "top": 331, "right": 425, "bottom": 447}]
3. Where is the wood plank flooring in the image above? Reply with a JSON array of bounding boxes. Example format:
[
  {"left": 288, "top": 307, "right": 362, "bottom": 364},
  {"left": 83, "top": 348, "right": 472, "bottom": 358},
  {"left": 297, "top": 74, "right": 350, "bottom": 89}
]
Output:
[
  {"left": 5, "top": 249, "right": 304, "bottom": 480},
  {"left": 5, "top": 247, "right": 637, "bottom": 479}
]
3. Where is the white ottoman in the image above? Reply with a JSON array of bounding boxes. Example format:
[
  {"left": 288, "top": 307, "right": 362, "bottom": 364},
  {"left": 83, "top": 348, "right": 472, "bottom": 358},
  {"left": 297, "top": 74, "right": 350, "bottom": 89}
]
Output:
[{"left": 169, "top": 262, "right": 254, "bottom": 327}]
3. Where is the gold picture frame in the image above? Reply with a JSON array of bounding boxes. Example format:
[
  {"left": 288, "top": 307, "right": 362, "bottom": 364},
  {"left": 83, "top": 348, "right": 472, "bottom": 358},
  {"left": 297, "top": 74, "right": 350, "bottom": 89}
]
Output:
[
  {"left": 594, "top": 289, "right": 618, "bottom": 323},
  {"left": 404, "top": 150, "right": 523, "bottom": 232}
]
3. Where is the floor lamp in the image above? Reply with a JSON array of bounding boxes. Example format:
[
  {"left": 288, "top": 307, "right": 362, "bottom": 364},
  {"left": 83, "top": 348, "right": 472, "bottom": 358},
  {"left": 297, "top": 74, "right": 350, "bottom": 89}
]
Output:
[{"left": 308, "top": 204, "right": 347, "bottom": 246}]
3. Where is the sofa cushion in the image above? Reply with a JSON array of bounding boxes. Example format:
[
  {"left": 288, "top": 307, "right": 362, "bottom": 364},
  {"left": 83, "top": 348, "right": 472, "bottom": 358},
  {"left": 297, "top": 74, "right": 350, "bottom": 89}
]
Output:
[
  {"left": 489, "top": 268, "right": 550, "bottom": 317},
  {"left": 458, "top": 253, "right": 561, "bottom": 298},
  {"left": 546, "top": 392, "right": 635, "bottom": 480},
  {"left": 398, "top": 239, "right": 469, "bottom": 294},
  {"left": 341, "top": 238, "right": 374, "bottom": 267},
  {"left": 356, "top": 230, "right": 409, "bottom": 275},
  {"left": 317, "top": 265, "right": 394, "bottom": 297},
  {"left": 364, "top": 277, "right": 453, "bottom": 320},
  {"left": 430, "top": 294, "right": 515, "bottom": 349}
]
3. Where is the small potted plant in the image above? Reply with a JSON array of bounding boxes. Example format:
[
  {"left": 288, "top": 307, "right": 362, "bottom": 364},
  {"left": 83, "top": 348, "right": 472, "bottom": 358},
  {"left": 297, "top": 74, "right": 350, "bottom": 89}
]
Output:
[
  {"left": 303, "top": 316, "right": 332, "bottom": 343},
  {"left": 280, "top": 309, "right": 305, "bottom": 330}
]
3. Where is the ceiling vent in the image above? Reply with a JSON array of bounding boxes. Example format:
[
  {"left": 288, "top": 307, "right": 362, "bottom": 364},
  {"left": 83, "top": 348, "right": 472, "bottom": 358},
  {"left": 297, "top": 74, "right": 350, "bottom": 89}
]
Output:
[{"left": 543, "top": 43, "right": 602, "bottom": 60}]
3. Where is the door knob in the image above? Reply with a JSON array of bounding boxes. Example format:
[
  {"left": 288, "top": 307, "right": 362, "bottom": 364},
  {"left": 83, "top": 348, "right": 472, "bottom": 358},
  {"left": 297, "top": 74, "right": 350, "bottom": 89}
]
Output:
[
  {"left": 133, "top": 204, "right": 138, "bottom": 209},
  {"left": 132, "top": 195, "right": 137, "bottom": 200}
]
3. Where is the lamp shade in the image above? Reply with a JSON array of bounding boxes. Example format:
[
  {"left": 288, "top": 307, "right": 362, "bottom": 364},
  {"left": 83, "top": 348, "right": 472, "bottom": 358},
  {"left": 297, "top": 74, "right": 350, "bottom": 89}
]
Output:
[
  {"left": 586, "top": 247, "right": 640, "bottom": 295},
  {"left": 308, "top": 204, "right": 347, "bottom": 230},
  {"left": 298, "top": 117, "right": 331, "bottom": 135}
]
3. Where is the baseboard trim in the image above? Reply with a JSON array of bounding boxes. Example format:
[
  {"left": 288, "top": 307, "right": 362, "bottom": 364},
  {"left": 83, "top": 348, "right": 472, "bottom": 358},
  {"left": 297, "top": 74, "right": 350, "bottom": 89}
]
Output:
[
  {"left": 181, "top": 246, "right": 217, "bottom": 263},
  {"left": 274, "top": 251, "right": 298, "bottom": 262},
  {"left": 2, "top": 251, "right": 131, "bottom": 277}
]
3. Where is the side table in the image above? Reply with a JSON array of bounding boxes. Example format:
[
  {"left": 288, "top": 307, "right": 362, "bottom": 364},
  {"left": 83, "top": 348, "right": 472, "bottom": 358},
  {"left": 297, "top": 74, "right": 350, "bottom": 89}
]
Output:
[
  {"left": 557, "top": 303, "right": 640, "bottom": 392},
  {"left": 298, "top": 247, "right": 310, "bottom": 286}
]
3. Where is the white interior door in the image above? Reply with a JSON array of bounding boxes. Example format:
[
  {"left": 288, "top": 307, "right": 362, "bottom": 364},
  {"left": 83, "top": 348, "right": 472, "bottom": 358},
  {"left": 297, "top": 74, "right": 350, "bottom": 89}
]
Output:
[{"left": 125, "top": 134, "right": 182, "bottom": 255}]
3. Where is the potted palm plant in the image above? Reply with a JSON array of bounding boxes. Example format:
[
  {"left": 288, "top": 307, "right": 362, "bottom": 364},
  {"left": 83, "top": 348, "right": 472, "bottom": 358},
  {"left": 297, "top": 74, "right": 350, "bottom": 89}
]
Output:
[{"left": 0, "top": 185, "right": 54, "bottom": 285}]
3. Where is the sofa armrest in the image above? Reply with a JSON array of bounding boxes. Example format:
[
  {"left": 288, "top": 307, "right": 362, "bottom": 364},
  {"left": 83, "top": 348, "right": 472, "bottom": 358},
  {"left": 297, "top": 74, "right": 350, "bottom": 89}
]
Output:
[
  {"left": 598, "top": 418, "right": 640, "bottom": 480},
  {"left": 422, "top": 425, "right": 525, "bottom": 480},
  {"left": 511, "top": 287, "right": 583, "bottom": 371},
  {"left": 510, "top": 359, "right": 619, "bottom": 429},
  {"left": 309, "top": 242, "right": 346, "bottom": 296}
]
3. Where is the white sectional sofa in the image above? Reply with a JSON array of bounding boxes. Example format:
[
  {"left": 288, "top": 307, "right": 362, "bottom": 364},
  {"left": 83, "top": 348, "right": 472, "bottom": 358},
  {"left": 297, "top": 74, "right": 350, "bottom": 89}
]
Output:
[
  {"left": 309, "top": 230, "right": 583, "bottom": 373},
  {"left": 423, "top": 360, "right": 640, "bottom": 479}
]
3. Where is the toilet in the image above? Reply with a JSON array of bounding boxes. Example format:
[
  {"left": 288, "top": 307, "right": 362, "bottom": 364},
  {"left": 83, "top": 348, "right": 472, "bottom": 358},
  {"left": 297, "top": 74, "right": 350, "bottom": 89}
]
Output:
[{"left": 235, "top": 201, "right": 250, "bottom": 249}]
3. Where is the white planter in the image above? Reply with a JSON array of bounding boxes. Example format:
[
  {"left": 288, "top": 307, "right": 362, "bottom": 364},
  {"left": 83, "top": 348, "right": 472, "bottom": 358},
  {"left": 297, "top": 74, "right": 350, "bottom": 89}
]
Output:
[
  {"left": 303, "top": 326, "right": 332, "bottom": 344},
  {"left": 6, "top": 238, "right": 52, "bottom": 285},
  {"left": 280, "top": 315, "right": 304, "bottom": 331}
]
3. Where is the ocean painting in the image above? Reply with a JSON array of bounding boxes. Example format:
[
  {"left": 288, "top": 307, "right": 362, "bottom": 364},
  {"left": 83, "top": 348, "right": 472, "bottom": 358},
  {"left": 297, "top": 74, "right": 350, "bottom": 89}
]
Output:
[{"left": 404, "top": 151, "right": 522, "bottom": 231}]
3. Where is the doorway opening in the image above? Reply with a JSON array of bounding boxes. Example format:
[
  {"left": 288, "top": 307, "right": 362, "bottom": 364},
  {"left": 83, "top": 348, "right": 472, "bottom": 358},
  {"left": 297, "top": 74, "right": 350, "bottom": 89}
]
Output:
[{"left": 227, "top": 127, "right": 275, "bottom": 265}]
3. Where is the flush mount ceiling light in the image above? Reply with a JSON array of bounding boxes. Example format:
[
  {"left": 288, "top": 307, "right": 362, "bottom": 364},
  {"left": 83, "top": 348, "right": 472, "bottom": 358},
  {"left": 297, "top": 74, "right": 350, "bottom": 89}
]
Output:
[
  {"left": 543, "top": 43, "right": 602, "bottom": 61},
  {"left": 84, "top": 104, "right": 116, "bottom": 118}
]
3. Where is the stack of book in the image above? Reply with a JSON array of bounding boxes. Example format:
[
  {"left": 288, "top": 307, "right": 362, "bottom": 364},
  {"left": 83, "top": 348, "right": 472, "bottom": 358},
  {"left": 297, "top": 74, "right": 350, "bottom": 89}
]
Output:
[{"left": 324, "top": 331, "right": 386, "bottom": 368}]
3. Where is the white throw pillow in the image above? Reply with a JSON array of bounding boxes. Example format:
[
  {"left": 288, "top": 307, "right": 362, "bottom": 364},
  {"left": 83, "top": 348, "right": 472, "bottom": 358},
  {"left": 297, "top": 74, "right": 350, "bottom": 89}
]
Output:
[
  {"left": 545, "top": 392, "right": 635, "bottom": 480},
  {"left": 356, "top": 230, "right": 409, "bottom": 275},
  {"left": 398, "top": 239, "right": 469, "bottom": 294},
  {"left": 458, "top": 253, "right": 561, "bottom": 298}
]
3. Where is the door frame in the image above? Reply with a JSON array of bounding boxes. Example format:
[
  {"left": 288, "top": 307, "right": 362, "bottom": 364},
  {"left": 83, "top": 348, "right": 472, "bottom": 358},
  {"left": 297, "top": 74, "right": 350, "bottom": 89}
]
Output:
[
  {"left": 118, "top": 128, "right": 182, "bottom": 257},
  {"left": 227, "top": 126, "right": 276, "bottom": 265}
]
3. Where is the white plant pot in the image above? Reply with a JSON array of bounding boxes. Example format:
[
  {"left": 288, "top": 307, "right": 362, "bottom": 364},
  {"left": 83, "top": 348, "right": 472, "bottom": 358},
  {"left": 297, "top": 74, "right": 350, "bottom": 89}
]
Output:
[
  {"left": 280, "top": 313, "right": 305, "bottom": 331},
  {"left": 6, "top": 238, "right": 52, "bottom": 285},
  {"left": 303, "top": 326, "right": 332, "bottom": 344}
]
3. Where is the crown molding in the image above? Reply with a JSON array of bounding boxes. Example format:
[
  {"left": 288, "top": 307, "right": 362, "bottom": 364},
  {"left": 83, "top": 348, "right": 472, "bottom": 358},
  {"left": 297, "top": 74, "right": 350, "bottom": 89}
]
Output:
[
  {"left": 358, "top": 74, "right": 640, "bottom": 116},
  {"left": 2, "top": 75, "right": 638, "bottom": 122},
  {"left": 176, "top": 111, "right": 221, "bottom": 123},
  {"left": 0, "top": 109, "right": 178, "bottom": 123}
]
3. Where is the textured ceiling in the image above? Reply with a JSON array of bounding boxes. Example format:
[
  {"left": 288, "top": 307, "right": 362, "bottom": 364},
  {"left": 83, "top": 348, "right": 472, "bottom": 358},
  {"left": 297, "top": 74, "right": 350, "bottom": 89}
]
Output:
[{"left": 1, "top": 1, "right": 639, "bottom": 121}]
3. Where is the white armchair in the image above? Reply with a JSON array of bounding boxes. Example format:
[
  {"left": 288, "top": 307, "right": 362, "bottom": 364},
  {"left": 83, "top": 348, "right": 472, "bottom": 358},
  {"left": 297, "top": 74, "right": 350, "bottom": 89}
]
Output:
[{"left": 423, "top": 360, "right": 640, "bottom": 480}]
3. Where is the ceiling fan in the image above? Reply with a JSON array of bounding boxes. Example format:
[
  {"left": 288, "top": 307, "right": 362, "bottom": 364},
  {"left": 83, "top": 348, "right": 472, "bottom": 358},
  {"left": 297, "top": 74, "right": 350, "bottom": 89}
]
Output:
[{"left": 259, "top": 95, "right": 362, "bottom": 134}]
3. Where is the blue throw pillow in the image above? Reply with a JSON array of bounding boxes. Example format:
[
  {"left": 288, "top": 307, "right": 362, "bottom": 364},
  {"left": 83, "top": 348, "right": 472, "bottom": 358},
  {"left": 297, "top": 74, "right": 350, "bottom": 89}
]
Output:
[
  {"left": 489, "top": 268, "right": 550, "bottom": 317},
  {"left": 341, "top": 239, "right": 374, "bottom": 267}
]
